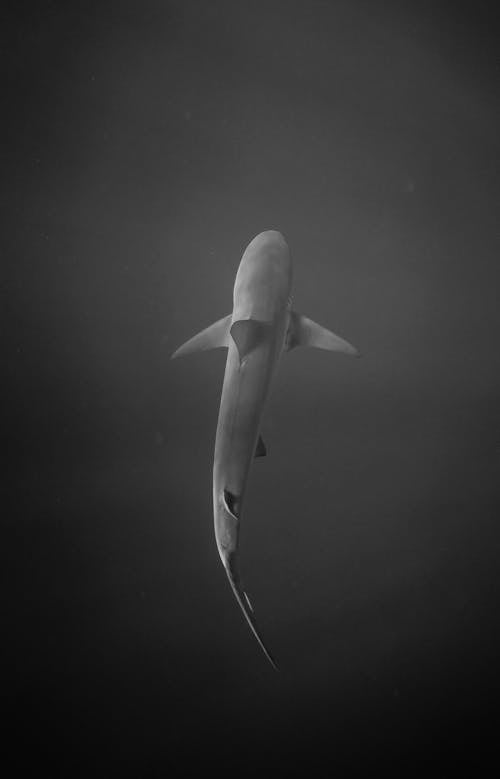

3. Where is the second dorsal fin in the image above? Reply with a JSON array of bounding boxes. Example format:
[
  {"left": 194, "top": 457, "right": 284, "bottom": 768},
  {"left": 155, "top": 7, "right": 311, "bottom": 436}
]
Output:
[{"left": 255, "top": 434, "right": 267, "bottom": 458}]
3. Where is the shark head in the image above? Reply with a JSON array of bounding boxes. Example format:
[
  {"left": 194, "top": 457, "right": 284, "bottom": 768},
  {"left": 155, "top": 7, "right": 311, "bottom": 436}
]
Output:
[{"left": 233, "top": 231, "right": 292, "bottom": 322}]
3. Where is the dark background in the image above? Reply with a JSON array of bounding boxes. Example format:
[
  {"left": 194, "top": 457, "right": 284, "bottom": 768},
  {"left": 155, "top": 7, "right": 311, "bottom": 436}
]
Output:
[{"left": 4, "top": 0, "right": 499, "bottom": 774}]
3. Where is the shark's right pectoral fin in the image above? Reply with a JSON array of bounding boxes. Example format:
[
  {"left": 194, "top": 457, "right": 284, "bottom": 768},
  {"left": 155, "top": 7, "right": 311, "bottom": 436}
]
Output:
[
  {"left": 286, "top": 311, "right": 360, "bottom": 357},
  {"left": 171, "top": 314, "right": 232, "bottom": 359}
]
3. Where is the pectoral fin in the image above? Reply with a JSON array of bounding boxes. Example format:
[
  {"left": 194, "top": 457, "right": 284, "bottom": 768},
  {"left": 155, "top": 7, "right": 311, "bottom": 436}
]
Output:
[
  {"left": 286, "top": 311, "right": 359, "bottom": 356},
  {"left": 230, "top": 319, "right": 272, "bottom": 363},
  {"left": 171, "top": 315, "right": 232, "bottom": 358},
  {"left": 255, "top": 434, "right": 267, "bottom": 458}
]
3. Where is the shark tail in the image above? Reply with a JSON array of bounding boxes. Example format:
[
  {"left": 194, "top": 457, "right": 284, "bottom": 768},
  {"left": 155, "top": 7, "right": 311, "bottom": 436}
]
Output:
[{"left": 224, "top": 555, "right": 278, "bottom": 671}]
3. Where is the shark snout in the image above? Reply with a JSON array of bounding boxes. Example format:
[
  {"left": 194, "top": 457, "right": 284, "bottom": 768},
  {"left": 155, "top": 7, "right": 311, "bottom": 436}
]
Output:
[{"left": 249, "top": 229, "right": 286, "bottom": 247}]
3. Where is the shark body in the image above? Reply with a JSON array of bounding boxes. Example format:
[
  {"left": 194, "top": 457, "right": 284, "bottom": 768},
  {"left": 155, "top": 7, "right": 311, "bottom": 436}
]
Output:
[{"left": 172, "top": 230, "right": 358, "bottom": 668}]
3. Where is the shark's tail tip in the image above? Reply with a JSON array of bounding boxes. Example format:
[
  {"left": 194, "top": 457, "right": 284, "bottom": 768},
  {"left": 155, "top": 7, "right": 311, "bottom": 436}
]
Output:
[{"left": 225, "top": 559, "right": 279, "bottom": 670}]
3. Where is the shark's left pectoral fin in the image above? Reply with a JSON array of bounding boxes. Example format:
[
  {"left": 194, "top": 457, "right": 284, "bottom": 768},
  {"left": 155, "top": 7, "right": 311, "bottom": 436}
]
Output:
[
  {"left": 287, "top": 311, "right": 360, "bottom": 357},
  {"left": 171, "top": 314, "right": 232, "bottom": 359}
]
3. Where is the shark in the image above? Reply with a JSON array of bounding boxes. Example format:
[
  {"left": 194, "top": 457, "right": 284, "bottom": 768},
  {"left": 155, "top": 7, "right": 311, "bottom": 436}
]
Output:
[{"left": 172, "top": 230, "right": 359, "bottom": 668}]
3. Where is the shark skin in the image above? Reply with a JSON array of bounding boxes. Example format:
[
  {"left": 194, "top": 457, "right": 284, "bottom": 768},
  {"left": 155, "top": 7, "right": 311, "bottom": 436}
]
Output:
[{"left": 172, "top": 230, "right": 359, "bottom": 668}]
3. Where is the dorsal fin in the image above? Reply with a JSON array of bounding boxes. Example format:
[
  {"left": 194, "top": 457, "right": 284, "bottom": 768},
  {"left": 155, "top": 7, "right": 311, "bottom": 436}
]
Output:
[
  {"left": 286, "top": 311, "right": 359, "bottom": 356},
  {"left": 230, "top": 319, "right": 272, "bottom": 363},
  {"left": 171, "top": 315, "right": 231, "bottom": 359}
]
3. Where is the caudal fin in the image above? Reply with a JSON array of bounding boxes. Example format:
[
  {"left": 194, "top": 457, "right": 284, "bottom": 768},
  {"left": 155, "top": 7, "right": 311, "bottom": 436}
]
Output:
[{"left": 224, "top": 555, "right": 278, "bottom": 671}]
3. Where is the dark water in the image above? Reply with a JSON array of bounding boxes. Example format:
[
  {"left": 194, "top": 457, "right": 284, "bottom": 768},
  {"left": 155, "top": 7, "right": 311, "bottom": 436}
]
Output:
[{"left": 5, "top": 1, "right": 499, "bottom": 774}]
